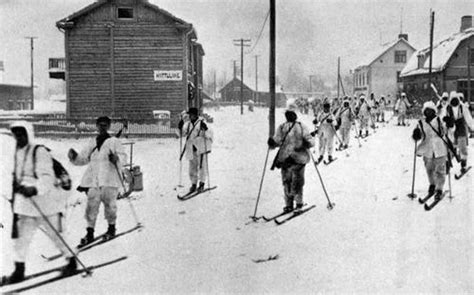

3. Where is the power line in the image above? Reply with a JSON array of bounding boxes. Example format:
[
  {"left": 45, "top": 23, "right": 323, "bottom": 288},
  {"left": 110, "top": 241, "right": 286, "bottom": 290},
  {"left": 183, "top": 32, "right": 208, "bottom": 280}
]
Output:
[{"left": 245, "top": 10, "right": 270, "bottom": 55}]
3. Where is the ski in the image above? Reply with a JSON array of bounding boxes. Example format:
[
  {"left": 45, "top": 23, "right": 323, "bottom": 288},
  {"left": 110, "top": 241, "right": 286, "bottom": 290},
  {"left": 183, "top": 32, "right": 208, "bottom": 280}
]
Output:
[
  {"left": 274, "top": 205, "right": 316, "bottom": 225},
  {"left": 1, "top": 256, "right": 127, "bottom": 293},
  {"left": 177, "top": 186, "right": 218, "bottom": 201},
  {"left": 454, "top": 166, "right": 471, "bottom": 180},
  {"left": 261, "top": 203, "right": 308, "bottom": 222},
  {"left": 418, "top": 192, "right": 435, "bottom": 204},
  {"left": 323, "top": 158, "right": 337, "bottom": 165},
  {"left": 424, "top": 191, "right": 449, "bottom": 211},
  {"left": 42, "top": 225, "right": 141, "bottom": 262}
]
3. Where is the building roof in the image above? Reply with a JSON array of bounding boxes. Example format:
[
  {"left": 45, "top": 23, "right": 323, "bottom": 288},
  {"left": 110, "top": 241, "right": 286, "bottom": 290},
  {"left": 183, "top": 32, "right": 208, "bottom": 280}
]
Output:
[
  {"left": 355, "top": 37, "right": 416, "bottom": 69},
  {"left": 221, "top": 77, "right": 284, "bottom": 93},
  {"left": 56, "top": 0, "right": 194, "bottom": 37},
  {"left": 401, "top": 28, "right": 474, "bottom": 77}
]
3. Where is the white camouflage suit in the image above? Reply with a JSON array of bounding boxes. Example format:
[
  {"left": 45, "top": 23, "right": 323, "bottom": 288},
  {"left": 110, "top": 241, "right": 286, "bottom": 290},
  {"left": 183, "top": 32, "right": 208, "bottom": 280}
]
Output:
[
  {"left": 181, "top": 118, "right": 213, "bottom": 185},
  {"left": 71, "top": 136, "right": 126, "bottom": 228},
  {"left": 316, "top": 110, "right": 337, "bottom": 157},
  {"left": 10, "top": 121, "right": 74, "bottom": 263},
  {"left": 336, "top": 106, "right": 354, "bottom": 146},
  {"left": 273, "top": 121, "right": 314, "bottom": 207},
  {"left": 416, "top": 116, "right": 448, "bottom": 192}
]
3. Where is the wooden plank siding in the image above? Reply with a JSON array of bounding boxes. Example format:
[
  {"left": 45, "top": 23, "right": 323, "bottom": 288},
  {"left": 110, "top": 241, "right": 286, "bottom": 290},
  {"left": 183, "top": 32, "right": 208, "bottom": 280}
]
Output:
[{"left": 60, "top": 0, "right": 201, "bottom": 124}]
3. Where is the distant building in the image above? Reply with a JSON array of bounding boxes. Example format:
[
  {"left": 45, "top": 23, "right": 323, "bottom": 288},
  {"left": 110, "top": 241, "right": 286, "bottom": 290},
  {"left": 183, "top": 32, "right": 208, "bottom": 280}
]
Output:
[
  {"left": 55, "top": 0, "right": 204, "bottom": 123},
  {"left": 353, "top": 34, "right": 416, "bottom": 100},
  {"left": 401, "top": 16, "right": 474, "bottom": 103},
  {"left": 0, "top": 84, "right": 33, "bottom": 110},
  {"left": 219, "top": 77, "right": 287, "bottom": 107}
]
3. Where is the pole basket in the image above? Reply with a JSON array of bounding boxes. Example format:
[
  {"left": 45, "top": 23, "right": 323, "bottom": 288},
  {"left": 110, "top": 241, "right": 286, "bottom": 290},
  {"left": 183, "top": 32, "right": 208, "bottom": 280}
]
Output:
[
  {"left": 406, "top": 193, "right": 417, "bottom": 199},
  {"left": 327, "top": 202, "right": 335, "bottom": 210}
]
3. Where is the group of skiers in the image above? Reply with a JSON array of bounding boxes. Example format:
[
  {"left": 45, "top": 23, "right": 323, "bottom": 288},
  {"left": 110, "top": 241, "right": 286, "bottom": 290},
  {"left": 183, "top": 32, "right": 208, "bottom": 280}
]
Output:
[
  {"left": 1, "top": 89, "right": 472, "bottom": 285},
  {"left": 1, "top": 116, "right": 127, "bottom": 285},
  {"left": 413, "top": 90, "right": 473, "bottom": 201}
]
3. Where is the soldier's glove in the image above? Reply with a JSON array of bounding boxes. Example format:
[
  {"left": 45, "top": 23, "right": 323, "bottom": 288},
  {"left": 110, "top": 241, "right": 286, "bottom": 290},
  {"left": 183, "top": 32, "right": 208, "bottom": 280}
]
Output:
[
  {"left": 18, "top": 186, "right": 38, "bottom": 198},
  {"left": 109, "top": 153, "right": 119, "bottom": 164},
  {"left": 412, "top": 128, "right": 422, "bottom": 141}
]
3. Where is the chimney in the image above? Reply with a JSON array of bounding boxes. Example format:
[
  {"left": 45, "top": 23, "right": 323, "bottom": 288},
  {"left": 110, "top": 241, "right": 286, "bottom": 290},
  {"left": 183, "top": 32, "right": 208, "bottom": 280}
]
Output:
[
  {"left": 461, "top": 15, "right": 473, "bottom": 32},
  {"left": 398, "top": 34, "right": 408, "bottom": 41}
]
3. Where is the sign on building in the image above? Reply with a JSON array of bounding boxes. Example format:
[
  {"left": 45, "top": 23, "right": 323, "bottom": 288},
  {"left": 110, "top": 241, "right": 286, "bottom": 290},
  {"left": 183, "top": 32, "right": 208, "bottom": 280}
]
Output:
[{"left": 154, "top": 70, "right": 182, "bottom": 81}]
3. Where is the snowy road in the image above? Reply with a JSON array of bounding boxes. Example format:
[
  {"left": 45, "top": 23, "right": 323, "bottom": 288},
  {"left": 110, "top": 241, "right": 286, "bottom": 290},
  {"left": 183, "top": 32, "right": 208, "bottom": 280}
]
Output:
[{"left": 1, "top": 106, "right": 473, "bottom": 293}]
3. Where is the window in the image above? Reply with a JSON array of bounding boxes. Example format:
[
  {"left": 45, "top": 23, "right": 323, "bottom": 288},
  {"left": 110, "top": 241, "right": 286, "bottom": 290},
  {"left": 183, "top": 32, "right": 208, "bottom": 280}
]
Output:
[
  {"left": 470, "top": 49, "right": 474, "bottom": 65},
  {"left": 117, "top": 7, "right": 134, "bottom": 19},
  {"left": 395, "top": 50, "right": 407, "bottom": 63},
  {"left": 396, "top": 71, "right": 402, "bottom": 83}
]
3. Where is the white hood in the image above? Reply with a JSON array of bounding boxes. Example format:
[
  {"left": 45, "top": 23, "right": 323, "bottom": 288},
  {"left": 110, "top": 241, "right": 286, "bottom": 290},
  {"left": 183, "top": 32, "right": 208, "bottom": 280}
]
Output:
[{"left": 10, "top": 120, "right": 35, "bottom": 146}]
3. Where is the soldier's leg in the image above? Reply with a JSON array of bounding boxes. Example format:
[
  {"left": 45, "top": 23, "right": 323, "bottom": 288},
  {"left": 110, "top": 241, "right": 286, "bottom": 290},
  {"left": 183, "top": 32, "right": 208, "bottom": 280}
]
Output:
[
  {"left": 281, "top": 167, "right": 293, "bottom": 210},
  {"left": 102, "top": 186, "right": 119, "bottom": 226},
  {"left": 39, "top": 214, "right": 76, "bottom": 259},
  {"left": 433, "top": 157, "right": 447, "bottom": 191},
  {"left": 292, "top": 164, "right": 306, "bottom": 206},
  {"left": 85, "top": 188, "right": 101, "bottom": 228},
  {"left": 13, "top": 215, "right": 38, "bottom": 263},
  {"left": 423, "top": 157, "right": 436, "bottom": 187},
  {"left": 189, "top": 156, "right": 199, "bottom": 185}
]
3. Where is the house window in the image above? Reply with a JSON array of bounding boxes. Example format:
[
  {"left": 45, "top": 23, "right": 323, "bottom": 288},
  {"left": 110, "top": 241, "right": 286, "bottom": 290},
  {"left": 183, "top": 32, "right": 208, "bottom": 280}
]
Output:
[
  {"left": 395, "top": 50, "right": 407, "bottom": 63},
  {"left": 396, "top": 71, "right": 402, "bottom": 82},
  {"left": 470, "top": 49, "right": 474, "bottom": 65},
  {"left": 117, "top": 7, "right": 134, "bottom": 19}
]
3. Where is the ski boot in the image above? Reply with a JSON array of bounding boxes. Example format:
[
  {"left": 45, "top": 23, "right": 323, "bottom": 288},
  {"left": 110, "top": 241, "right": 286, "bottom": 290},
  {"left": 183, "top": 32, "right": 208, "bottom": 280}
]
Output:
[
  {"left": 427, "top": 184, "right": 435, "bottom": 197},
  {"left": 316, "top": 155, "right": 323, "bottom": 164},
  {"left": 328, "top": 155, "right": 333, "bottom": 162},
  {"left": 197, "top": 182, "right": 205, "bottom": 192},
  {"left": 434, "top": 190, "right": 443, "bottom": 201},
  {"left": 359, "top": 130, "right": 362, "bottom": 137},
  {"left": 294, "top": 203, "right": 304, "bottom": 213},
  {"left": 365, "top": 130, "right": 369, "bottom": 137},
  {"left": 343, "top": 144, "right": 348, "bottom": 149},
  {"left": 0, "top": 262, "right": 25, "bottom": 286},
  {"left": 283, "top": 204, "right": 294, "bottom": 213},
  {"left": 188, "top": 184, "right": 197, "bottom": 194},
  {"left": 62, "top": 257, "right": 77, "bottom": 276},
  {"left": 79, "top": 227, "right": 94, "bottom": 247},
  {"left": 461, "top": 160, "right": 467, "bottom": 174},
  {"left": 103, "top": 224, "right": 116, "bottom": 241}
]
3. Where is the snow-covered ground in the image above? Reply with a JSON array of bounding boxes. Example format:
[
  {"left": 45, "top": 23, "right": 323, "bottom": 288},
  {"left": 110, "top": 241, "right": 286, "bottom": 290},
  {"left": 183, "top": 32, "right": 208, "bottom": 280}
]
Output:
[{"left": 1, "top": 106, "right": 473, "bottom": 293}]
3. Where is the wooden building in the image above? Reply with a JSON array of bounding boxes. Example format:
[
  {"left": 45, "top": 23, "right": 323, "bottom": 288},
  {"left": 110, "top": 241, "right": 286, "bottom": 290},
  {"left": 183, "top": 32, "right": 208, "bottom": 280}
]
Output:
[
  {"left": 400, "top": 16, "right": 474, "bottom": 104},
  {"left": 55, "top": 0, "right": 204, "bottom": 122},
  {"left": 353, "top": 34, "right": 416, "bottom": 100},
  {"left": 0, "top": 84, "right": 33, "bottom": 110},
  {"left": 219, "top": 77, "right": 287, "bottom": 107}
]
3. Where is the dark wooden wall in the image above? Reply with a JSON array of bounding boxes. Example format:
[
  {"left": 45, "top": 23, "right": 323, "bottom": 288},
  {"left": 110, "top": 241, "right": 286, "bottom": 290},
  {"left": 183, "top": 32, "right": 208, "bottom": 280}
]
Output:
[{"left": 64, "top": 0, "right": 200, "bottom": 123}]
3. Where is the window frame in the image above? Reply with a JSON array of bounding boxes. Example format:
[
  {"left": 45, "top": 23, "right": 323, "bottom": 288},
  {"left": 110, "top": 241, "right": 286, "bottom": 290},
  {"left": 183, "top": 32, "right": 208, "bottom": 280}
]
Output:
[
  {"left": 117, "top": 7, "right": 135, "bottom": 20},
  {"left": 394, "top": 50, "right": 407, "bottom": 63}
]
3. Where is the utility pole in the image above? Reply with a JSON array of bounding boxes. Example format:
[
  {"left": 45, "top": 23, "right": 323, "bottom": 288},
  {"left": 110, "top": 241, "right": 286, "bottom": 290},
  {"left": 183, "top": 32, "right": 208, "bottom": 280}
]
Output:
[
  {"left": 25, "top": 36, "right": 37, "bottom": 110},
  {"left": 255, "top": 55, "right": 259, "bottom": 105},
  {"left": 337, "top": 57, "right": 340, "bottom": 99},
  {"left": 269, "top": 0, "right": 276, "bottom": 136},
  {"left": 468, "top": 45, "right": 472, "bottom": 104},
  {"left": 233, "top": 39, "right": 251, "bottom": 115},
  {"left": 213, "top": 70, "right": 217, "bottom": 100},
  {"left": 233, "top": 60, "right": 237, "bottom": 79},
  {"left": 309, "top": 75, "right": 313, "bottom": 93},
  {"left": 428, "top": 10, "right": 435, "bottom": 90}
]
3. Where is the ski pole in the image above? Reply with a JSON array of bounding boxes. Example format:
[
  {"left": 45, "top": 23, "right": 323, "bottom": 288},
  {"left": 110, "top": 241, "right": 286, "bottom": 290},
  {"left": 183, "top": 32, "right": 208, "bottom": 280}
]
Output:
[
  {"left": 250, "top": 147, "right": 270, "bottom": 221},
  {"left": 178, "top": 114, "right": 183, "bottom": 188},
  {"left": 407, "top": 140, "right": 418, "bottom": 199},
  {"left": 29, "top": 198, "right": 92, "bottom": 276},
  {"left": 448, "top": 168, "right": 453, "bottom": 200},
  {"left": 203, "top": 130, "right": 211, "bottom": 190},
  {"left": 113, "top": 162, "right": 142, "bottom": 227},
  {"left": 309, "top": 152, "right": 335, "bottom": 210}
]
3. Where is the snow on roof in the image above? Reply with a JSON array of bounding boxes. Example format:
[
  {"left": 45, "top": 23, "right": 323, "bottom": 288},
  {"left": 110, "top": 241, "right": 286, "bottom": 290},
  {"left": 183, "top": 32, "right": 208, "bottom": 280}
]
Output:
[
  {"left": 401, "top": 28, "right": 474, "bottom": 77},
  {"left": 356, "top": 38, "right": 416, "bottom": 69}
]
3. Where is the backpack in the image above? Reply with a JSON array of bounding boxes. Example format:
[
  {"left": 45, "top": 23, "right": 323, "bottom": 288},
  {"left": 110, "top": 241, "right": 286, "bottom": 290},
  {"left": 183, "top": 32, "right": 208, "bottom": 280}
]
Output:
[{"left": 32, "top": 145, "right": 72, "bottom": 191}]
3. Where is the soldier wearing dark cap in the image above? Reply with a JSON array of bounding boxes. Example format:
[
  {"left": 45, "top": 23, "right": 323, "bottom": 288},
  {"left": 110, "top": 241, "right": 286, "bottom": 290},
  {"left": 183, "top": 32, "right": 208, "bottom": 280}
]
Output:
[
  {"left": 178, "top": 108, "right": 213, "bottom": 194},
  {"left": 68, "top": 116, "right": 126, "bottom": 245}
]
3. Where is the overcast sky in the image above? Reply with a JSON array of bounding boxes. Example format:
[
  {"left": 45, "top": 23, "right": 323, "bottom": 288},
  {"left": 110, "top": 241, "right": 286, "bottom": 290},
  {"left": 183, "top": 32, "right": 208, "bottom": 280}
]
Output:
[{"left": 0, "top": 0, "right": 472, "bottom": 97}]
